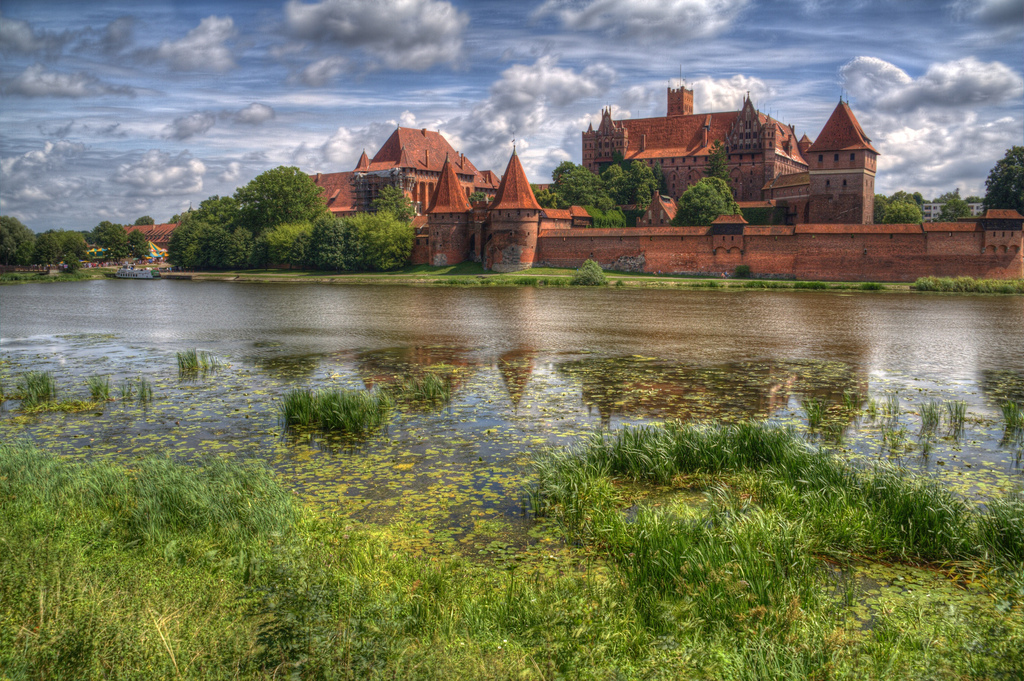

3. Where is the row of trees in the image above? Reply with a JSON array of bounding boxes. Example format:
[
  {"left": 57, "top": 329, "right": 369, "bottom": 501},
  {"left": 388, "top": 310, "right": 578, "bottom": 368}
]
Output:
[
  {"left": 167, "top": 169, "right": 415, "bottom": 271},
  {"left": 0, "top": 214, "right": 161, "bottom": 268},
  {"left": 533, "top": 155, "right": 665, "bottom": 214}
]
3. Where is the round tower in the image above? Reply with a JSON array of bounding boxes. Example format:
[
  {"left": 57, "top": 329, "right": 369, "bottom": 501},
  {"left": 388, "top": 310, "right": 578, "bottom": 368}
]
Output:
[{"left": 483, "top": 150, "right": 541, "bottom": 272}]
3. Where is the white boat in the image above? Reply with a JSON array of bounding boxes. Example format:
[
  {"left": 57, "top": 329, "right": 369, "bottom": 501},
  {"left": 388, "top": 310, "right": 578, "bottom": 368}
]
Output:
[{"left": 115, "top": 265, "right": 160, "bottom": 279}]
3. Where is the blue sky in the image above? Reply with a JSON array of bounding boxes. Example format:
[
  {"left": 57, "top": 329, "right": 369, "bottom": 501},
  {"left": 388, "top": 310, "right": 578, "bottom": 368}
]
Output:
[{"left": 2, "top": 0, "right": 1021, "bottom": 231}]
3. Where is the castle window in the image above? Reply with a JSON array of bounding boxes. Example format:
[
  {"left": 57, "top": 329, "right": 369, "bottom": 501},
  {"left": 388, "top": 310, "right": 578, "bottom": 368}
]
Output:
[
  {"left": 818, "top": 154, "right": 823, "bottom": 162},
  {"left": 834, "top": 154, "right": 839, "bottom": 161},
  {"left": 826, "top": 180, "right": 830, "bottom": 187},
  {"left": 842, "top": 180, "right": 847, "bottom": 186},
  {"left": 850, "top": 153, "right": 855, "bottom": 161}
]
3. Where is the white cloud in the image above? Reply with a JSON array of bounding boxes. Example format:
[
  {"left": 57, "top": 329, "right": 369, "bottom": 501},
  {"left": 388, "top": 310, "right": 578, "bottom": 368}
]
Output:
[
  {"left": 220, "top": 161, "right": 242, "bottom": 182},
  {"left": 841, "top": 56, "right": 1023, "bottom": 113},
  {"left": 1, "top": 141, "right": 87, "bottom": 206},
  {"left": 688, "top": 74, "right": 773, "bottom": 112},
  {"left": 533, "top": 0, "right": 749, "bottom": 40},
  {"left": 232, "top": 103, "right": 276, "bottom": 125},
  {"left": 295, "top": 120, "right": 400, "bottom": 170},
  {"left": 285, "top": 0, "right": 469, "bottom": 69},
  {"left": 156, "top": 16, "right": 236, "bottom": 72},
  {"left": 163, "top": 112, "right": 217, "bottom": 140},
  {"left": 444, "top": 57, "right": 614, "bottom": 172},
  {"left": 6, "top": 64, "right": 136, "bottom": 98},
  {"left": 112, "top": 150, "right": 206, "bottom": 196},
  {"left": 0, "top": 13, "right": 69, "bottom": 54},
  {"left": 953, "top": 0, "right": 1024, "bottom": 25},
  {"left": 299, "top": 56, "right": 349, "bottom": 87}
]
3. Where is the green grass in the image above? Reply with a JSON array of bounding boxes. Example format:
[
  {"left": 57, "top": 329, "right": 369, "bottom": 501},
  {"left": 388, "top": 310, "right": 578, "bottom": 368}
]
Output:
[
  {"left": 914, "top": 276, "right": 1024, "bottom": 294},
  {"left": 0, "top": 270, "right": 100, "bottom": 284},
  {"left": 384, "top": 373, "right": 452, "bottom": 407},
  {"left": 946, "top": 399, "right": 967, "bottom": 438},
  {"left": 280, "top": 388, "right": 393, "bottom": 435},
  {"left": 176, "top": 349, "right": 223, "bottom": 374},
  {"left": 87, "top": 375, "right": 111, "bottom": 401},
  {"left": 17, "top": 370, "right": 56, "bottom": 407},
  {"left": 918, "top": 400, "right": 942, "bottom": 436},
  {"left": 802, "top": 397, "right": 827, "bottom": 430},
  {"left": 1, "top": 439, "right": 1021, "bottom": 679}
]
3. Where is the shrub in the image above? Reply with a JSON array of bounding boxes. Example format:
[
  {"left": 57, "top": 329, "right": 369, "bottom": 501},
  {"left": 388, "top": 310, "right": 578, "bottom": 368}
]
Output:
[
  {"left": 571, "top": 259, "right": 608, "bottom": 286},
  {"left": 733, "top": 264, "right": 751, "bottom": 278}
]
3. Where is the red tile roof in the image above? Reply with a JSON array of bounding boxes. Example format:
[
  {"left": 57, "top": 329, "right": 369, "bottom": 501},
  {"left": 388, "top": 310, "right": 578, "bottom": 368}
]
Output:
[
  {"left": 712, "top": 213, "right": 748, "bottom": 224},
  {"left": 806, "top": 102, "right": 877, "bottom": 153},
  {"left": 311, "top": 171, "right": 358, "bottom": 214},
  {"left": 355, "top": 150, "right": 370, "bottom": 170},
  {"left": 569, "top": 205, "right": 589, "bottom": 217},
  {"left": 542, "top": 209, "right": 572, "bottom": 220},
  {"left": 124, "top": 223, "right": 178, "bottom": 246},
  {"left": 762, "top": 171, "right": 809, "bottom": 191},
  {"left": 981, "top": 209, "right": 1023, "bottom": 220},
  {"left": 359, "top": 126, "right": 500, "bottom": 190},
  {"left": 619, "top": 111, "right": 736, "bottom": 159},
  {"left": 427, "top": 155, "right": 471, "bottom": 214},
  {"left": 491, "top": 152, "right": 541, "bottom": 211}
]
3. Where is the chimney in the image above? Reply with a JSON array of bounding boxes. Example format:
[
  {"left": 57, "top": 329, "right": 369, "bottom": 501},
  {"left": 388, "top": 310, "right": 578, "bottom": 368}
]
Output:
[
  {"left": 421, "top": 128, "right": 427, "bottom": 136},
  {"left": 316, "top": 172, "right": 321, "bottom": 182},
  {"left": 425, "top": 149, "right": 430, "bottom": 167},
  {"left": 640, "top": 134, "right": 646, "bottom": 152}
]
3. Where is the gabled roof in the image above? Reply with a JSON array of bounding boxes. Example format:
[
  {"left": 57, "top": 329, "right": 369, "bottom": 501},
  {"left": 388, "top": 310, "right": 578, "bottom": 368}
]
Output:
[
  {"left": 762, "top": 171, "right": 809, "bottom": 191},
  {"left": 311, "top": 171, "right": 358, "bottom": 214},
  {"left": 806, "top": 102, "right": 877, "bottom": 153},
  {"left": 124, "top": 223, "right": 178, "bottom": 245},
  {"left": 427, "top": 155, "right": 471, "bottom": 214},
  {"left": 358, "top": 126, "right": 500, "bottom": 190},
  {"left": 491, "top": 151, "right": 541, "bottom": 211},
  {"left": 620, "top": 111, "right": 737, "bottom": 159},
  {"left": 712, "top": 213, "right": 748, "bottom": 224}
]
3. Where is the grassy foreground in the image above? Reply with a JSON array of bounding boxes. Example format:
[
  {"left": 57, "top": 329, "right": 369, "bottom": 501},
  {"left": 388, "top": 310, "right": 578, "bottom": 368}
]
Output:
[{"left": 2, "top": 429, "right": 1022, "bottom": 679}]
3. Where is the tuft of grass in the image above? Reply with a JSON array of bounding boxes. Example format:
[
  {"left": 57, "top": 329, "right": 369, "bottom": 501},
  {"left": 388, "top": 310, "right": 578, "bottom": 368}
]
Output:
[
  {"left": 802, "top": 397, "right": 827, "bottom": 430},
  {"left": 918, "top": 400, "right": 942, "bottom": 436},
  {"left": 859, "top": 282, "right": 884, "bottom": 290},
  {"left": 87, "top": 375, "right": 111, "bottom": 401},
  {"left": 118, "top": 379, "right": 134, "bottom": 401},
  {"left": 176, "top": 349, "right": 223, "bottom": 375},
  {"left": 884, "top": 392, "right": 900, "bottom": 419},
  {"left": 280, "top": 388, "right": 392, "bottom": 435},
  {"left": 945, "top": 400, "right": 967, "bottom": 439},
  {"left": 385, "top": 373, "right": 452, "bottom": 407},
  {"left": 18, "top": 371, "right": 56, "bottom": 408},
  {"left": 137, "top": 377, "right": 153, "bottom": 403},
  {"left": 842, "top": 391, "right": 861, "bottom": 414},
  {"left": 914, "top": 276, "right": 1024, "bottom": 294}
]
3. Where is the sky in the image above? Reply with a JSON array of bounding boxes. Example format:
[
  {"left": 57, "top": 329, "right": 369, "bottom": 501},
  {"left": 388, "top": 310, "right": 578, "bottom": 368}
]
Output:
[{"left": 1, "top": 0, "right": 1022, "bottom": 232}]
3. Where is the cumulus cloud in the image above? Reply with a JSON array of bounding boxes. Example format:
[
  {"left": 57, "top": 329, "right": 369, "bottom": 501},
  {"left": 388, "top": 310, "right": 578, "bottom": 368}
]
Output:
[
  {"left": 112, "top": 150, "right": 206, "bottom": 196},
  {"left": 0, "top": 12, "right": 71, "bottom": 54},
  {"left": 163, "top": 112, "right": 217, "bottom": 140},
  {"left": 5, "top": 64, "right": 136, "bottom": 98},
  {"left": 285, "top": 0, "right": 469, "bottom": 69},
  {"left": 689, "top": 74, "right": 773, "bottom": 112},
  {"left": 220, "top": 161, "right": 242, "bottom": 182},
  {"left": 156, "top": 16, "right": 236, "bottom": 72},
  {"left": 841, "top": 56, "right": 1023, "bottom": 113},
  {"left": 231, "top": 103, "right": 276, "bottom": 125},
  {"left": 299, "top": 56, "right": 349, "bottom": 86},
  {"left": 0, "top": 141, "right": 89, "bottom": 216},
  {"left": 294, "top": 119, "right": 400, "bottom": 170},
  {"left": 953, "top": 0, "right": 1023, "bottom": 25},
  {"left": 533, "top": 0, "right": 749, "bottom": 40},
  {"left": 444, "top": 57, "right": 614, "bottom": 171},
  {"left": 98, "top": 16, "right": 135, "bottom": 54}
]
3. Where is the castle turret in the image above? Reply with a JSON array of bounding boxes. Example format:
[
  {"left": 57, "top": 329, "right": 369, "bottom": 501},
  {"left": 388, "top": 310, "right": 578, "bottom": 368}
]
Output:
[
  {"left": 426, "top": 154, "right": 471, "bottom": 266},
  {"left": 484, "top": 150, "right": 541, "bottom": 272},
  {"left": 667, "top": 84, "right": 694, "bottom": 116},
  {"left": 355, "top": 149, "right": 370, "bottom": 171},
  {"left": 806, "top": 101, "right": 878, "bottom": 224}
]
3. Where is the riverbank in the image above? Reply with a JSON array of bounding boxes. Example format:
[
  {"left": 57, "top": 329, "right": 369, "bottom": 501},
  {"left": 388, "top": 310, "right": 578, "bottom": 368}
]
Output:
[{"left": 2, "top": 431, "right": 1020, "bottom": 679}]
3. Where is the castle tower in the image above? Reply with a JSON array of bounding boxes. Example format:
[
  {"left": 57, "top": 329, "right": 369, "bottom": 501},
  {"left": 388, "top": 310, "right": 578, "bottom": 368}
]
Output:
[
  {"left": 426, "top": 154, "right": 471, "bottom": 266},
  {"left": 483, "top": 150, "right": 541, "bottom": 272},
  {"left": 806, "top": 101, "right": 878, "bottom": 224},
  {"left": 667, "top": 84, "right": 694, "bottom": 117}
]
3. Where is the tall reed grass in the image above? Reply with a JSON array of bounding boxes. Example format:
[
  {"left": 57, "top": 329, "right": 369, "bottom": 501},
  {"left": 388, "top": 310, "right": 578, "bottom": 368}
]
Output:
[
  {"left": 914, "top": 276, "right": 1024, "bottom": 294},
  {"left": 384, "top": 373, "right": 452, "bottom": 406},
  {"left": 946, "top": 400, "right": 967, "bottom": 438},
  {"left": 87, "top": 375, "right": 111, "bottom": 401},
  {"left": 280, "top": 388, "right": 392, "bottom": 435},
  {"left": 176, "top": 349, "right": 223, "bottom": 374},
  {"left": 17, "top": 371, "right": 56, "bottom": 407}
]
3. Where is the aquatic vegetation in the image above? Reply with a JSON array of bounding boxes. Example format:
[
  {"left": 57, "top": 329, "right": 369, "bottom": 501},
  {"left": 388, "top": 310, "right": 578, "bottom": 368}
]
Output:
[
  {"left": 883, "top": 392, "right": 900, "bottom": 419},
  {"left": 883, "top": 423, "right": 909, "bottom": 452},
  {"left": 842, "top": 391, "right": 860, "bottom": 414},
  {"left": 17, "top": 371, "right": 56, "bottom": 408},
  {"left": 945, "top": 400, "right": 967, "bottom": 439},
  {"left": 802, "top": 397, "right": 826, "bottom": 430},
  {"left": 176, "top": 348, "right": 223, "bottom": 374},
  {"left": 117, "top": 379, "right": 134, "bottom": 400},
  {"left": 136, "top": 377, "right": 153, "bottom": 403},
  {"left": 384, "top": 373, "right": 452, "bottom": 407},
  {"left": 280, "top": 388, "right": 392, "bottom": 435},
  {"left": 87, "top": 375, "right": 111, "bottom": 401},
  {"left": 859, "top": 282, "right": 884, "bottom": 290},
  {"left": 1002, "top": 401, "right": 1024, "bottom": 431},
  {"left": 918, "top": 400, "right": 942, "bottom": 436}
]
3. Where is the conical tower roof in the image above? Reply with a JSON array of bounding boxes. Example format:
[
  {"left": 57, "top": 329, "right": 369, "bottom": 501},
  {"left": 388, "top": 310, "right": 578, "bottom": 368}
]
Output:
[
  {"left": 398, "top": 144, "right": 415, "bottom": 168},
  {"left": 807, "top": 102, "right": 877, "bottom": 153},
  {"left": 355, "top": 149, "right": 370, "bottom": 170},
  {"left": 490, "top": 150, "right": 541, "bottom": 211},
  {"left": 427, "top": 154, "right": 471, "bottom": 214}
]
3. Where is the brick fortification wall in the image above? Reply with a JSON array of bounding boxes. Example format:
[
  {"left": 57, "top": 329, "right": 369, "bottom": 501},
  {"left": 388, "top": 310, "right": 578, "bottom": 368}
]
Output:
[{"left": 535, "top": 222, "right": 1023, "bottom": 281}]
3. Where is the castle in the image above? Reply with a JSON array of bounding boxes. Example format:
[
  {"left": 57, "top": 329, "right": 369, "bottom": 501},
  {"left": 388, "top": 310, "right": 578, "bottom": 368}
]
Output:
[{"left": 312, "top": 87, "right": 1022, "bottom": 281}]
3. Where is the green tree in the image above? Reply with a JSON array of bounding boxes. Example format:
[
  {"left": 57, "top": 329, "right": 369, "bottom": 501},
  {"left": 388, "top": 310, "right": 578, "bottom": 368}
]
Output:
[
  {"left": 938, "top": 197, "right": 971, "bottom": 221},
  {"left": 234, "top": 167, "right": 328, "bottom": 237},
  {"left": 308, "top": 215, "right": 348, "bottom": 271},
  {"left": 31, "top": 230, "right": 86, "bottom": 267},
  {"left": 553, "top": 164, "right": 608, "bottom": 208},
  {"left": 133, "top": 215, "right": 155, "bottom": 225},
  {"left": 626, "top": 161, "right": 658, "bottom": 210},
  {"left": 652, "top": 162, "right": 667, "bottom": 194},
  {"left": 0, "top": 216, "right": 35, "bottom": 266},
  {"left": 343, "top": 212, "right": 414, "bottom": 271},
  {"left": 127, "top": 229, "right": 149, "bottom": 260},
  {"left": 372, "top": 185, "right": 415, "bottom": 221},
  {"left": 704, "top": 140, "right": 730, "bottom": 185},
  {"left": 533, "top": 186, "right": 567, "bottom": 209},
  {"left": 984, "top": 146, "right": 1024, "bottom": 214},
  {"left": 263, "top": 221, "right": 313, "bottom": 265},
  {"left": 92, "top": 222, "right": 130, "bottom": 261},
  {"left": 883, "top": 200, "right": 923, "bottom": 224},
  {"left": 933, "top": 189, "right": 961, "bottom": 204},
  {"left": 601, "top": 164, "right": 627, "bottom": 204},
  {"left": 874, "top": 194, "right": 890, "bottom": 224},
  {"left": 468, "top": 191, "right": 488, "bottom": 204},
  {"left": 167, "top": 220, "right": 200, "bottom": 268},
  {"left": 183, "top": 195, "right": 240, "bottom": 230},
  {"left": 672, "top": 178, "right": 740, "bottom": 226}
]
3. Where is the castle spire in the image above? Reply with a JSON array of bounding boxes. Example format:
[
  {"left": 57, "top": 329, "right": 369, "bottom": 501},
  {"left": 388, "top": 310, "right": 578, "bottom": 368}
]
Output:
[
  {"left": 355, "top": 149, "right": 370, "bottom": 170},
  {"left": 806, "top": 101, "right": 876, "bottom": 153},
  {"left": 490, "top": 151, "right": 541, "bottom": 211},
  {"left": 427, "top": 154, "right": 470, "bottom": 214}
]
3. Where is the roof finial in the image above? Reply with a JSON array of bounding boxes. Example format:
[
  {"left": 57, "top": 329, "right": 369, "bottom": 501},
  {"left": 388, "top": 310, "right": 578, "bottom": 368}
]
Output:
[{"left": 512, "top": 137, "right": 516, "bottom": 154}]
